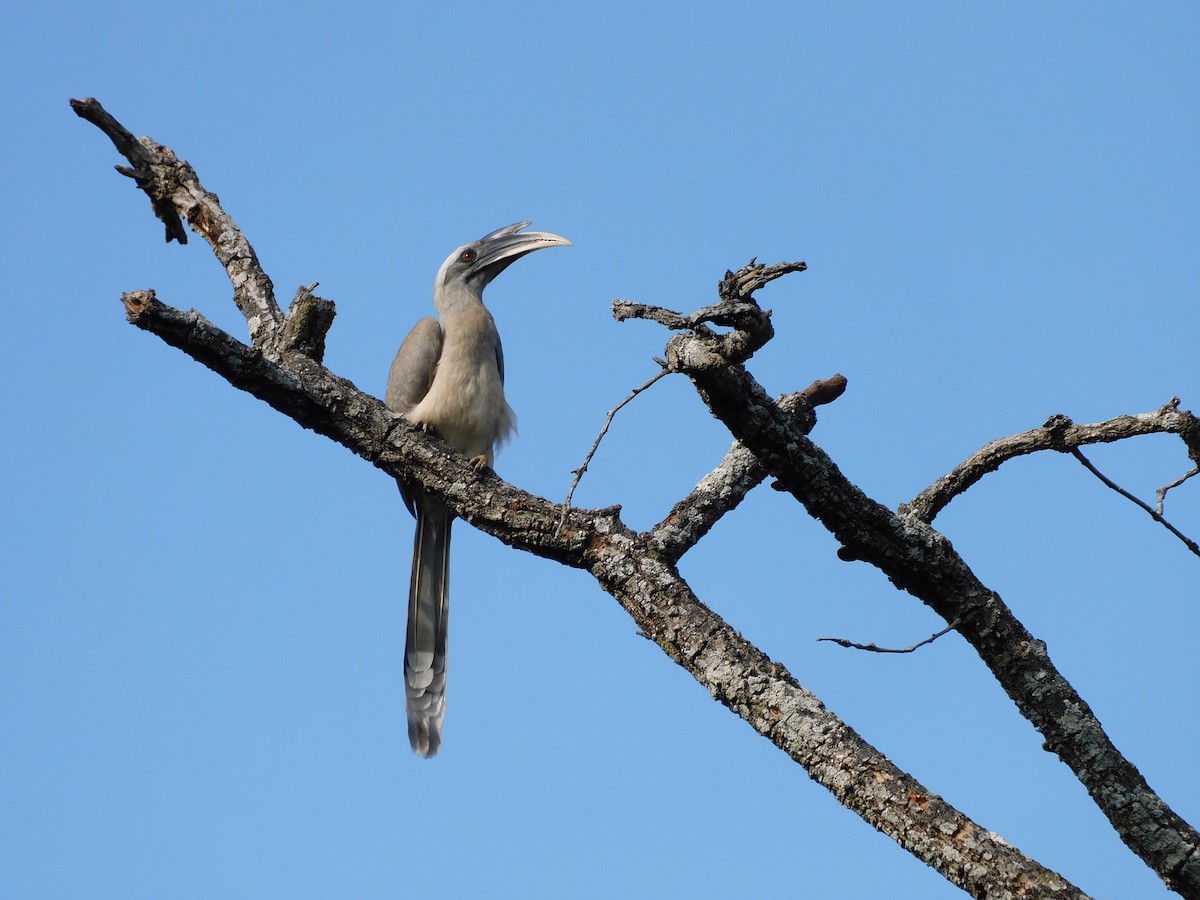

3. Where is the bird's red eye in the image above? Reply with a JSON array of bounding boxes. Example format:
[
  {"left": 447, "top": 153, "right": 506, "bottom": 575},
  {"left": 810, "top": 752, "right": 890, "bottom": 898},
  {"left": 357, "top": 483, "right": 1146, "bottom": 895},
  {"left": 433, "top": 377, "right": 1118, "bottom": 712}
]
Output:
[{"left": 461, "top": 249, "right": 477, "bottom": 263}]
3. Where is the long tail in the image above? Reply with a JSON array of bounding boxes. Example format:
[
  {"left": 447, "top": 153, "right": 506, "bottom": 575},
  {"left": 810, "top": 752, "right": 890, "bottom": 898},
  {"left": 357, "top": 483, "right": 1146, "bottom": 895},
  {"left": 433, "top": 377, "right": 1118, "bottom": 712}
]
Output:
[{"left": 405, "top": 490, "right": 452, "bottom": 757}]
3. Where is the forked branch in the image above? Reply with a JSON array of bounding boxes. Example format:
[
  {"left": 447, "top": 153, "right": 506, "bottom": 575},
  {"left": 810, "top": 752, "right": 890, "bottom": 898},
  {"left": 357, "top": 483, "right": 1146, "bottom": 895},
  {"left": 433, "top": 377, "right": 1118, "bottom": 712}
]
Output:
[
  {"left": 78, "top": 97, "right": 1200, "bottom": 898},
  {"left": 634, "top": 269, "right": 1199, "bottom": 896},
  {"left": 902, "top": 404, "right": 1200, "bottom": 526}
]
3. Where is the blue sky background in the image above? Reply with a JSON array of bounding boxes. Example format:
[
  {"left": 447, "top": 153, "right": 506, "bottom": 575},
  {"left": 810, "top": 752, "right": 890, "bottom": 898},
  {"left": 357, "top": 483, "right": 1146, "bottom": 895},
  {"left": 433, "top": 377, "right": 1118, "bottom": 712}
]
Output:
[{"left": 3, "top": 3, "right": 1197, "bottom": 898}]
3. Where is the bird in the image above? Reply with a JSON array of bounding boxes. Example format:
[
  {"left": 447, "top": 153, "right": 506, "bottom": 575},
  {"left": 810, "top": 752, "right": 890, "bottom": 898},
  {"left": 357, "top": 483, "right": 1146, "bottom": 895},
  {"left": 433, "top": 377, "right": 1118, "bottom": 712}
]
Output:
[{"left": 385, "top": 222, "right": 570, "bottom": 757}]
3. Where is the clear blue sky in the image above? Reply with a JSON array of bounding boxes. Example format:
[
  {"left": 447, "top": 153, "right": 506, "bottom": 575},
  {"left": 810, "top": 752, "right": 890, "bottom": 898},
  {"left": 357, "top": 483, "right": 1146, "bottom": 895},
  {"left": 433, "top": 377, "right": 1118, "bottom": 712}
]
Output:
[{"left": 3, "top": 3, "right": 1197, "bottom": 898}]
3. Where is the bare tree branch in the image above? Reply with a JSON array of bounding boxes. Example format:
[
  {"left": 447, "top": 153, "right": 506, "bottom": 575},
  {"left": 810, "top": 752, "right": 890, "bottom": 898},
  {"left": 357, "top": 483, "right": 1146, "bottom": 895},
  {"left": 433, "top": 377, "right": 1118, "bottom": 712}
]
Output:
[
  {"left": 69, "top": 98, "right": 189, "bottom": 245},
  {"left": 645, "top": 439, "right": 768, "bottom": 562},
  {"left": 115, "top": 285, "right": 1087, "bottom": 900},
  {"left": 647, "top": 271, "right": 1200, "bottom": 896},
  {"left": 71, "top": 97, "right": 284, "bottom": 351},
  {"left": 79, "top": 97, "right": 1200, "bottom": 898},
  {"left": 646, "top": 377, "right": 845, "bottom": 564},
  {"left": 902, "top": 405, "right": 1200, "bottom": 525}
]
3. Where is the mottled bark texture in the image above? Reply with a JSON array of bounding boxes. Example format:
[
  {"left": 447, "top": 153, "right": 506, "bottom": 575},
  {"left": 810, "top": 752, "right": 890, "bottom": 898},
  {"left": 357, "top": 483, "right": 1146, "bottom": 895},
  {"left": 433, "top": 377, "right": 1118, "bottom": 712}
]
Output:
[
  {"left": 77, "top": 98, "right": 1198, "bottom": 899},
  {"left": 643, "top": 267, "right": 1200, "bottom": 898}
]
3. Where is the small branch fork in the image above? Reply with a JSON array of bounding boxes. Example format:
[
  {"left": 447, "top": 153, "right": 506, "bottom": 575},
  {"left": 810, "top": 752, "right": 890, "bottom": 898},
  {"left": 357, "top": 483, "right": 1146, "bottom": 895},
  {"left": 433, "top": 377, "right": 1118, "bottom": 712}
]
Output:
[
  {"left": 1160, "top": 467, "right": 1200, "bottom": 515},
  {"left": 78, "top": 99, "right": 1085, "bottom": 897},
  {"left": 77, "top": 98, "right": 1200, "bottom": 897},
  {"left": 559, "top": 361, "right": 846, "bottom": 558},
  {"left": 625, "top": 269, "right": 1199, "bottom": 893},
  {"left": 644, "top": 376, "right": 845, "bottom": 564},
  {"left": 1070, "top": 448, "right": 1200, "bottom": 558}
]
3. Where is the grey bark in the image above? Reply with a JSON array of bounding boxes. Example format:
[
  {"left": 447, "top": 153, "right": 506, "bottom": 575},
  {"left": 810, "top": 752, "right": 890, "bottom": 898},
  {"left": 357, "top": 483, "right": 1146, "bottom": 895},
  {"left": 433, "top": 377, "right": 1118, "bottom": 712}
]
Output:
[{"left": 76, "top": 97, "right": 1200, "bottom": 899}]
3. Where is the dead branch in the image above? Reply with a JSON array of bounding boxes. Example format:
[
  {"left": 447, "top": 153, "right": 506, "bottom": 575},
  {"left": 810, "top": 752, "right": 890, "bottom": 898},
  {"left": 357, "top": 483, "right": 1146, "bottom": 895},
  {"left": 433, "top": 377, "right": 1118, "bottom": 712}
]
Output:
[
  {"left": 112, "top": 284, "right": 1083, "bottom": 900},
  {"left": 71, "top": 97, "right": 283, "bottom": 350},
  {"left": 279, "top": 282, "right": 336, "bottom": 363},
  {"left": 80, "top": 96, "right": 1197, "bottom": 898},
  {"left": 639, "top": 271, "right": 1200, "bottom": 896},
  {"left": 902, "top": 404, "right": 1200, "bottom": 525},
  {"left": 646, "top": 381, "right": 843, "bottom": 564}
]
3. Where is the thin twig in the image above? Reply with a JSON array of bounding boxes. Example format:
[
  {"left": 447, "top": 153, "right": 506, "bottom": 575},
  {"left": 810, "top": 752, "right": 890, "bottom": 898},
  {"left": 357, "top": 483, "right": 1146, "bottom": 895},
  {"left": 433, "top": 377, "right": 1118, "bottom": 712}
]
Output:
[
  {"left": 817, "top": 618, "right": 964, "bottom": 654},
  {"left": 1158, "top": 466, "right": 1199, "bottom": 515},
  {"left": 1072, "top": 449, "right": 1200, "bottom": 559},
  {"left": 560, "top": 366, "right": 670, "bottom": 525}
]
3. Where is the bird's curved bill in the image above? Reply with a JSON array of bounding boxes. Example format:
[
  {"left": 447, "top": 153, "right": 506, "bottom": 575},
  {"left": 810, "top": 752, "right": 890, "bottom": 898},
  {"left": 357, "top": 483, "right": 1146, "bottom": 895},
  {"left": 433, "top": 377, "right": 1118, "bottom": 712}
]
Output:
[{"left": 471, "top": 222, "right": 571, "bottom": 277}]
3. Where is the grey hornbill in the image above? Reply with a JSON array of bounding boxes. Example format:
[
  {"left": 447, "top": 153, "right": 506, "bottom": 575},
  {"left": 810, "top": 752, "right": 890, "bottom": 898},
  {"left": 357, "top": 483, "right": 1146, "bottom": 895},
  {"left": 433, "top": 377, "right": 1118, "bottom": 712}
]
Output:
[{"left": 386, "top": 222, "right": 571, "bottom": 757}]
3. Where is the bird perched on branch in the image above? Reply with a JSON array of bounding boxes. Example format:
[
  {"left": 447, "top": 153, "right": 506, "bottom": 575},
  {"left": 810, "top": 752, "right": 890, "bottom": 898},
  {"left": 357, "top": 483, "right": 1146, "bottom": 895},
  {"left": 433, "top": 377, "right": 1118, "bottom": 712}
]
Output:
[{"left": 386, "top": 222, "right": 570, "bottom": 757}]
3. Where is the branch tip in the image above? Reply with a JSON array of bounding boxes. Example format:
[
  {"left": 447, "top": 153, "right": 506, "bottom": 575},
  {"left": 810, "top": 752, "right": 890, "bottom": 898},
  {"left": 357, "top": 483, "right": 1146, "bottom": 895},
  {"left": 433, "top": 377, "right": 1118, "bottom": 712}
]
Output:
[{"left": 120, "top": 288, "right": 157, "bottom": 319}]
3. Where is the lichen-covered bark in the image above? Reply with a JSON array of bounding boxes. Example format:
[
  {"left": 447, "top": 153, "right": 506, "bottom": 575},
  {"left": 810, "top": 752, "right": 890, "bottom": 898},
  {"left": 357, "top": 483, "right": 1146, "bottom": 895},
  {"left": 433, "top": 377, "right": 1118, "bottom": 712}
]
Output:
[
  {"left": 119, "top": 287, "right": 1087, "bottom": 897},
  {"left": 584, "top": 530, "right": 1088, "bottom": 899},
  {"left": 80, "top": 98, "right": 1200, "bottom": 898},
  {"left": 903, "top": 405, "right": 1200, "bottom": 524},
  {"left": 72, "top": 97, "right": 283, "bottom": 350},
  {"left": 656, "top": 288, "right": 1199, "bottom": 897}
]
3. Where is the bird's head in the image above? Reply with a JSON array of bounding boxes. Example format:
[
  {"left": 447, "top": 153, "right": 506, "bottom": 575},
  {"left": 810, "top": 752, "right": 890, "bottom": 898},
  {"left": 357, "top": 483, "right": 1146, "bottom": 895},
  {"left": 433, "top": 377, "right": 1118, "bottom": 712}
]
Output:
[{"left": 435, "top": 222, "right": 571, "bottom": 299}]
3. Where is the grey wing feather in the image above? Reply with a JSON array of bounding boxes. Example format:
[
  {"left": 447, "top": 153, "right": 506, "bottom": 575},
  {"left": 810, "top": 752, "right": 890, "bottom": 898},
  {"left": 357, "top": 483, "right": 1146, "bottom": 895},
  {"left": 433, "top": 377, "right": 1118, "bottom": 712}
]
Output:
[
  {"left": 387, "top": 317, "right": 443, "bottom": 517},
  {"left": 495, "top": 334, "right": 505, "bottom": 385},
  {"left": 387, "top": 317, "right": 443, "bottom": 414}
]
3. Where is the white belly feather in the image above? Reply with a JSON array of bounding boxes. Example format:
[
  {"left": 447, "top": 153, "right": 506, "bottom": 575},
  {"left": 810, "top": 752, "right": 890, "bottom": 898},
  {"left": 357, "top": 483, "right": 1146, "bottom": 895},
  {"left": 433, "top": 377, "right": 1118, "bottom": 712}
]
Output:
[{"left": 405, "top": 306, "right": 515, "bottom": 464}]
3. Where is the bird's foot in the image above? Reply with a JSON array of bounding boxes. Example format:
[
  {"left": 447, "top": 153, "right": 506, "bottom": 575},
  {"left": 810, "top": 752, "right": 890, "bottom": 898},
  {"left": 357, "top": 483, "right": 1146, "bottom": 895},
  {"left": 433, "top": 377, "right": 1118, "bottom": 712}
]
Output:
[{"left": 468, "top": 454, "right": 489, "bottom": 470}]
